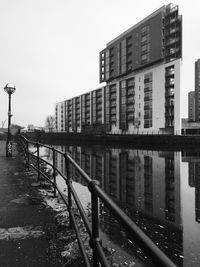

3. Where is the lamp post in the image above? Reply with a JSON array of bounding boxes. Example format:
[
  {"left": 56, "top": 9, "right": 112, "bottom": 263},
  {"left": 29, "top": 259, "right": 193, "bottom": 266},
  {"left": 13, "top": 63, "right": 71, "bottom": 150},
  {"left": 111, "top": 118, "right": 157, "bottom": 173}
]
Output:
[{"left": 4, "top": 83, "right": 16, "bottom": 157}]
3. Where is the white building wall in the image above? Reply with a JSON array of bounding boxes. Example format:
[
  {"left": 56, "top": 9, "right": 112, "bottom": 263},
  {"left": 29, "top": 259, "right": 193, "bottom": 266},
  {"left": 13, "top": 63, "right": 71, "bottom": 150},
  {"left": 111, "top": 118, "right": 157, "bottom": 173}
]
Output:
[
  {"left": 117, "top": 59, "right": 180, "bottom": 134},
  {"left": 151, "top": 65, "right": 166, "bottom": 132},
  {"left": 173, "top": 59, "right": 181, "bottom": 135}
]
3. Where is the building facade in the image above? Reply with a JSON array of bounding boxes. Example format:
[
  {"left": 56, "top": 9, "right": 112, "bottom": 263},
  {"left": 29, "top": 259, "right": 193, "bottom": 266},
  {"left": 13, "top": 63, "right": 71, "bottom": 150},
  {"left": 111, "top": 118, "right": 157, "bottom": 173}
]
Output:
[
  {"left": 188, "top": 91, "right": 195, "bottom": 122},
  {"left": 55, "top": 3, "right": 182, "bottom": 135},
  {"left": 55, "top": 101, "right": 66, "bottom": 132},
  {"left": 195, "top": 59, "right": 200, "bottom": 122}
]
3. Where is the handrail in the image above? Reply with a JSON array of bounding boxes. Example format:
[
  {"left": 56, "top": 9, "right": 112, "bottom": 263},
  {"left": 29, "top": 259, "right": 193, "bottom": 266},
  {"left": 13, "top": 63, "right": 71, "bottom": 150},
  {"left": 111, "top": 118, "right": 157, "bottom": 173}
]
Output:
[{"left": 16, "top": 134, "right": 177, "bottom": 267}]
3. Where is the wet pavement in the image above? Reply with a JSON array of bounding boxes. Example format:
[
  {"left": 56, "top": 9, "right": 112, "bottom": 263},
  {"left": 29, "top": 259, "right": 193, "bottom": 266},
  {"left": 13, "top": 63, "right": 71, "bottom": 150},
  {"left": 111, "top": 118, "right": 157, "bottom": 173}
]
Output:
[{"left": 0, "top": 140, "right": 60, "bottom": 266}]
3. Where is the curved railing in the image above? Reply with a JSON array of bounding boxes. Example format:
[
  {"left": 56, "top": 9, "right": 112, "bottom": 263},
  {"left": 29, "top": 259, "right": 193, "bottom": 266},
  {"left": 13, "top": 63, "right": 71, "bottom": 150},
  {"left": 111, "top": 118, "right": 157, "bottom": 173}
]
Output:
[{"left": 17, "top": 134, "right": 177, "bottom": 267}]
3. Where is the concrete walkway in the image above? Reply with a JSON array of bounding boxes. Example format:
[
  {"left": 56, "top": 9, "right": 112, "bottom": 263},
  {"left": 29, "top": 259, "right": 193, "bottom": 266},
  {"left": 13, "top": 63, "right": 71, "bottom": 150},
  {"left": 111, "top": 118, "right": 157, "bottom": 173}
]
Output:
[{"left": 0, "top": 140, "right": 60, "bottom": 267}]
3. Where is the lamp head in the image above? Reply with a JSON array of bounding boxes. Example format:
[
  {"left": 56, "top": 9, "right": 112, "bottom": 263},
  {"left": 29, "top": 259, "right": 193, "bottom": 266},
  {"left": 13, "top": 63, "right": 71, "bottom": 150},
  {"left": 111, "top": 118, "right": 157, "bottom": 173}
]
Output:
[{"left": 4, "top": 83, "right": 16, "bottom": 95}]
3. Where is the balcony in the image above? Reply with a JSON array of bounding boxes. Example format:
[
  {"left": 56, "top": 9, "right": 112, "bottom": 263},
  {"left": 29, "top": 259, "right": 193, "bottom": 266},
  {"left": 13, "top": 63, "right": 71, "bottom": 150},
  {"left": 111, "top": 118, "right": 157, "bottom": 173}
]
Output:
[
  {"left": 167, "top": 47, "right": 181, "bottom": 56},
  {"left": 85, "top": 103, "right": 90, "bottom": 108},
  {"left": 97, "top": 113, "right": 102, "bottom": 118},
  {"left": 97, "top": 93, "right": 102, "bottom": 98},
  {"left": 127, "top": 106, "right": 134, "bottom": 112},
  {"left": 97, "top": 105, "right": 102, "bottom": 111},
  {"left": 86, "top": 116, "right": 90, "bottom": 120},
  {"left": 127, "top": 79, "right": 135, "bottom": 87},
  {"left": 127, "top": 114, "right": 134, "bottom": 121},
  {"left": 144, "top": 96, "right": 152, "bottom": 101},
  {"left": 165, "top": 37, "right": 180, "bottom": 47},
  {"left": 127, "top": 89, "right": 134, "bottom": 96},
  {"left": 165, "top": 69, "right": 175, "bottom": 77},
  {"left": 96, "top": 98, "right": 102, "bottom": 104},
  {"left": 166, "top": 4, "right": 178, "bottom": 15},
  {"left": 165, "top": 92, "right": 174, "bottom": 98},
  {"left": 144, "top": 78, "right": 152, "bottom": 84},
  {"left": 144, "top": 86, "right": 151, "bottom": 92},
  {"left": 165, "top": 80, "right": 174, "bottom": 88},
  {"left": 165, "top": 16, "right": 177, "bottom": 27},
  {"left": 165, "top": 101, "right": 174, "bottom": 108},
  {"left": 110, "top": 95, "right": 117, "bottom": 101},
  {"left": 110, "top": 109, "right": 116, "bottom": 115},
  {"left": 165, "top": 27, "right": 180, "bottom": 37},
  {"left": 110, "top": 101, "right": 116, "bottom": 107},
  {"left": 165, "top": 90, "right": 174, "bottom": 98},
  {"left": 165, "top": 112, "right": 174, "bottom": 118},
  {"left": 127, "top": 47, "right": 132, "bottom": 54},
  {"left": 144, "top": 105, "right": 152, "bottom": 110}
]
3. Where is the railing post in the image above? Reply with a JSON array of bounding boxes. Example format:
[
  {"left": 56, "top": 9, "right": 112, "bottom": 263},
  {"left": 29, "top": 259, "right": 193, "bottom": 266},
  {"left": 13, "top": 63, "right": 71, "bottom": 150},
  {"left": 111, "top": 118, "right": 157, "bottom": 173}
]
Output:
[
  {"left": 37, "top": 143, "right": 40, "bottom": 181},
  {"left": 88, "top": 180, "right": 100, "bottom": 267},
  {"left": 65, "top": 153, "right": 73, "bottom": 228},
  {"left": 26, "top": 141, "right": 29, "bottom": 170},
  {"left": 52, "top": 148, "right": 56, "bottom": 198}
]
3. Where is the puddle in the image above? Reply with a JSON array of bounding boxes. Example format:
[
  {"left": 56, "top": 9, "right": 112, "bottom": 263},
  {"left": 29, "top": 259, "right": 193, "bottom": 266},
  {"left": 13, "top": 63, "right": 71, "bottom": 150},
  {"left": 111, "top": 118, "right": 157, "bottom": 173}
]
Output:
[
  {"left": 11, "top": 194, "right": 42, "bottom": 205},
  {"left": 0, "top": 226, "right": 44, "bottom": 240},
  {"left": 10, "top": 194, "right": 30, "bottom": 204}
]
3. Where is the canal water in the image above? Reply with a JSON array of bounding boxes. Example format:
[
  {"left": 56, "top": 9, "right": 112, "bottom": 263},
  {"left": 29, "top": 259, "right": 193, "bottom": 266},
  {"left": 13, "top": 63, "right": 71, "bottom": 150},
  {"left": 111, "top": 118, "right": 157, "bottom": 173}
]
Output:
[{"left": 42, "top": 144, "right": 200, "bottom": 267}]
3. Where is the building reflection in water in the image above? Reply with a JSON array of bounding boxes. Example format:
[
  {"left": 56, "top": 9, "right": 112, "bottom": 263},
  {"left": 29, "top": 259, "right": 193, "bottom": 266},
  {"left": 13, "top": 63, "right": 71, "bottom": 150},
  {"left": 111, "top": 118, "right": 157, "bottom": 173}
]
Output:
[
  {"left": 54, "top": 145, "right": 183, "bottom": 266},
  {"left": 189, "top": 162, "right": 200, "bottom": 223}
]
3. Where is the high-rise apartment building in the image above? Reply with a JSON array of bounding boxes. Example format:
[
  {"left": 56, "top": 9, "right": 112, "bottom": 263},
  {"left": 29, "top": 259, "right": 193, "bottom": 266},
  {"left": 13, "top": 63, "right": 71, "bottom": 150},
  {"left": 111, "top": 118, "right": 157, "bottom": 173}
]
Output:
[
  {"left": 188, "top": 91, "right": 195, "bottom": 122},
  {"left": 55, "top": 3, "right": 182, "bottom": 135},
  {"left": 195, "top": 59, "right": 200, "bottom": 121}
]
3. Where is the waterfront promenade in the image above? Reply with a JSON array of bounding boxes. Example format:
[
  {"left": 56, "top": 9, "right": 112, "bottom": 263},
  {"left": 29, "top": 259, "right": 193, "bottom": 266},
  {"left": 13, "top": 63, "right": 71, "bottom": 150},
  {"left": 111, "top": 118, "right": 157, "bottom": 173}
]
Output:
[{"left": 0, "top": 140, "right": 60, "bottom": 266}]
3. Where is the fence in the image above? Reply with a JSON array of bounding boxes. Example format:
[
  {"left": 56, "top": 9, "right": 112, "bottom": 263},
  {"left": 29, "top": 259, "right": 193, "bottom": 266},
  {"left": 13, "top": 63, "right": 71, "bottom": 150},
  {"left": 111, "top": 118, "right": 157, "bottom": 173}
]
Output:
[{"left": 17, "top": 134, "right": 176, "bottom": 267}]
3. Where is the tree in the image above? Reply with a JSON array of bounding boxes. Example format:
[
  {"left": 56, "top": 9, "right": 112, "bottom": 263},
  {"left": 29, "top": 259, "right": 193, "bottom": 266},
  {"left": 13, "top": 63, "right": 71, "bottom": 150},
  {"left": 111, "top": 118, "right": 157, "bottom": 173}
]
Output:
[
  {"left": 2, "top": 120, "right": 6, "bottom": 128},
  {"left": 45, "top": 115, "right": 55, "bottom": 132}
]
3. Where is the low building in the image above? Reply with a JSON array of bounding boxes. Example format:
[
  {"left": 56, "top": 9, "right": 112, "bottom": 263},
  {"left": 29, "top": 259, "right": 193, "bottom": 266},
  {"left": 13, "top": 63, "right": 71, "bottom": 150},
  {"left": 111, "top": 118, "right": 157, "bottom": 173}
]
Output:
[{"left": 182, "top": 119, "right": 200, "bottom": 135}]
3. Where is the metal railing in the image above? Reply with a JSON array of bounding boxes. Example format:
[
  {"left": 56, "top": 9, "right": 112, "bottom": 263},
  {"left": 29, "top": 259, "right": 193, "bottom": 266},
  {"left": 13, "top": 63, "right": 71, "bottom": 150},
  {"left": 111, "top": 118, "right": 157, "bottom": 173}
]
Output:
[{"left": 17, "top": 134, "right": 176, "bottom": 267}]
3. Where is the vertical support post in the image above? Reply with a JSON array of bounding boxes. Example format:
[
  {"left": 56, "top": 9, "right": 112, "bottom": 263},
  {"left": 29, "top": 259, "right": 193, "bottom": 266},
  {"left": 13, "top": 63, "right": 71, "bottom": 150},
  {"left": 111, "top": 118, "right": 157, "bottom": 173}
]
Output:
[
  {"left": 4, "top": 84, "right": 16, "bottom": 157},
  {"left": 89, "top": 180, "right": 100, "bottom": 267},
  {"left": 52, "top": 148, "right": 56, "bottom": 198},
  {"left": 37, "top": 143, "right": 40, "bottom": 181},
  {"left": 65, "top": 153, "right": 72, "bottom": 228},
  {"left": 6, "top": 93, "right": 12, "bottom": 157},
  {"left": 26, "top": 141, "right": 29, "bottom": 170}
]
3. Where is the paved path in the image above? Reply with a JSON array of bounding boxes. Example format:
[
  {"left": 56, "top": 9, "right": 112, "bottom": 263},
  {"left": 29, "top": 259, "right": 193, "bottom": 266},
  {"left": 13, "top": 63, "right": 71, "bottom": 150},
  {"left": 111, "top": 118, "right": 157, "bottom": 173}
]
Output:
[{"left": 0, "top": 141, "right": 60, "bottom": 267}]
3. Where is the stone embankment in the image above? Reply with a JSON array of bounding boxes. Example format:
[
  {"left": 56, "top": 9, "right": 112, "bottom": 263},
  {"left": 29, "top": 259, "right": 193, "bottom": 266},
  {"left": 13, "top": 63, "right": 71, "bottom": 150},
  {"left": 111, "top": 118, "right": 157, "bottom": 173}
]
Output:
[{"left": 24, "top": 131, "right": 200, "bottom": 151}]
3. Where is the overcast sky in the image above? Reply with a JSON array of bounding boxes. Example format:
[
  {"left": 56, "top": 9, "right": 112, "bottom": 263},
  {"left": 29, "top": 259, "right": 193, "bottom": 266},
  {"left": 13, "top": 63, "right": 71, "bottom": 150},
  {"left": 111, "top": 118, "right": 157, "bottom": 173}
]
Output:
[{"left": 0, "top": 0, "right": 199, "bottom": 127}]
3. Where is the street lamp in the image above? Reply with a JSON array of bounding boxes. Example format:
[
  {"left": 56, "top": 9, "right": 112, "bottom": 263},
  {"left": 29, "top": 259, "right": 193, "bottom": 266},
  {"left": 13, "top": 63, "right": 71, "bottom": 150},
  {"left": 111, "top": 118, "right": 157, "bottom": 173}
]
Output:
[{"left": 4, "top": 83, "right": 16, "bottom": 157}]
